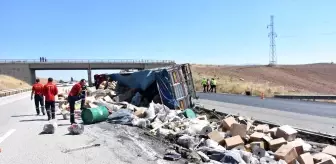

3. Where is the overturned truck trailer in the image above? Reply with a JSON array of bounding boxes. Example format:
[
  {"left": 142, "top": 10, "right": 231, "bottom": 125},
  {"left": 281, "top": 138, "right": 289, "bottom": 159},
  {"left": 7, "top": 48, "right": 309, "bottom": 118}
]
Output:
[{"left": 103, "top": 63, "right": 196, "bottom": 110}]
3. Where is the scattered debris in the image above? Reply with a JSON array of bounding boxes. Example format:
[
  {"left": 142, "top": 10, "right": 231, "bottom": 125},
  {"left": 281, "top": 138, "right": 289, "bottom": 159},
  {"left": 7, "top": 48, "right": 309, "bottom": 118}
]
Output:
[
  {"left": 53, "top": 63, "right": 336, "bottom": 163},
  {"left": 68, "top": 123, "right": 84, "bottom": 135},
  {"left": 42, "top": 120, "right": 58, "bottom": 134},
  {"left": 62, "top": 143, "right": 101, "bottom": 153}
]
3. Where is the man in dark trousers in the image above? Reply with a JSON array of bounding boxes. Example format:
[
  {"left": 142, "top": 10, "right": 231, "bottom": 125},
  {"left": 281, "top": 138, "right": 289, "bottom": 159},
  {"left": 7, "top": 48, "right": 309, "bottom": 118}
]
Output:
[
  {"left": 80, "top": 84, "right": 88, "bottom": 110},
  {"left": 43, "top": 78, "right": 58, "bottom": 120},
  {"left": 31, "top": 79, "right": 45, "bottom": 115},
  {"left": 210, "top": 78, "right": 217, "bottom": 93},
  {"left": 68, "top": 79, "right": 86, "bottom": 124}
]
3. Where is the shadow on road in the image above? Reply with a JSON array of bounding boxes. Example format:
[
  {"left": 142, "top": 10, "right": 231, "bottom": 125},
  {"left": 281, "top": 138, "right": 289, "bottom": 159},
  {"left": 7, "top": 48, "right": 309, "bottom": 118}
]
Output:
[
  {"left": 11, "top": 114, "right": 36, "bottom": 117},
  {"left": 20, "top": 118, "right": 48, "bottom": 122},
  {"left": 39, "top": 131, "right": 53, "bottom": 135},
  {"left": 58, "top": 123, "right": 71, "bottom": 127}
]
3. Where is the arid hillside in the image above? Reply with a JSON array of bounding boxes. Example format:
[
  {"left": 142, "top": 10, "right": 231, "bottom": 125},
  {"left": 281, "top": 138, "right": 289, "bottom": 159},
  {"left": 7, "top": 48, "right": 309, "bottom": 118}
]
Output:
[
  {"left": 0, "top": 76, "right": 57, "bottom": 91},
  {"left": 191, "top": 63, "right": 336, "bottom": 96},
  {"left": 0, "top": 75, "right": 31, "bottom": 91}
]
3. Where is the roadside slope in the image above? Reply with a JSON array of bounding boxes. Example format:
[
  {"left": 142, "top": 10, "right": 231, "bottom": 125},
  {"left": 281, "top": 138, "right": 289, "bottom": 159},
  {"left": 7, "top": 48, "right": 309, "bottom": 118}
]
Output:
[
  {"left": 0, "top": 75, "right": 30, "bottom": 91},
  {"left": 191, "top": 63, "right": 336, "bottom": 95},
  {"left": 0, "top": 75, "right": 58, "bottom": 91}
]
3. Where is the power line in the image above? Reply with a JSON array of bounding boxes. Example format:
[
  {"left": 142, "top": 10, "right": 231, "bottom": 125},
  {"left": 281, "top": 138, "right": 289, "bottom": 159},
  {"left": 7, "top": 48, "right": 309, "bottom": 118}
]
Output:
[{"left": 267, "top": 15, "right": 277, "bottom": 66}]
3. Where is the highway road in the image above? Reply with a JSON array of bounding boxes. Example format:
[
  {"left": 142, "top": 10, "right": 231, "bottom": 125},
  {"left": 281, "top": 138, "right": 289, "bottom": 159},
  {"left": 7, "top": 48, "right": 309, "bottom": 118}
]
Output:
[
  {"left": 0, "top": 90, "right": 177, "bottom": 164},
  {"left": 197, "top": 92, "right": 336, "bottom": 118}
]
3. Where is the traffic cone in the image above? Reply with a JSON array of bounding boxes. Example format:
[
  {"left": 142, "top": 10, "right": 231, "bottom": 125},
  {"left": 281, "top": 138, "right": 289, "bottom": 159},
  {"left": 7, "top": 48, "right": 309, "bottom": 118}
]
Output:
[{"left": 261, "top": 92, "right": 264, "bottom": 99}]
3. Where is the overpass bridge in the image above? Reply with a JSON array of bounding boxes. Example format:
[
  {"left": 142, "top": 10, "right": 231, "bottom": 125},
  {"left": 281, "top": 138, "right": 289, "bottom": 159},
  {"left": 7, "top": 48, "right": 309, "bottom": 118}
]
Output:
[{"left": 0, "top": 59, "right": 175, "bottom": 86}]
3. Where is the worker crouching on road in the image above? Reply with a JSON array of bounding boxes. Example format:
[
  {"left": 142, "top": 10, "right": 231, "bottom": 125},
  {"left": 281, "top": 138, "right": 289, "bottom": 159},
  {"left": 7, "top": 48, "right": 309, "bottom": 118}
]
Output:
[
  {"left": 43, "top": 78, "right": 58, "bottom": 120},
  {"left": 68, "top": 79, "right": 86, "bottom": 124},
  {"left": 31, "top": 78, "right": 45, "bottom": 115}
]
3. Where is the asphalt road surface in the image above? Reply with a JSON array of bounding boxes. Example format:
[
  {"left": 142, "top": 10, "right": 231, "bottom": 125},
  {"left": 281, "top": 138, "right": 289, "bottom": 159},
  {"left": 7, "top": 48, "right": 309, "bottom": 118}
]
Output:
[
  {"left": 197, "top": 92, "right": 336, "bottom": 118},
  {"left": 0, "top": 91, "right": 179, "bottom": 164}
]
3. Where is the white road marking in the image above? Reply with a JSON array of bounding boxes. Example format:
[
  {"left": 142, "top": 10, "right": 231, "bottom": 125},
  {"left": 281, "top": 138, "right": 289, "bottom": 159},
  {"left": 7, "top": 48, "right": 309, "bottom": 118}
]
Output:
[{"left": 0, "top": 129, "right": 16, "bottom": 144}]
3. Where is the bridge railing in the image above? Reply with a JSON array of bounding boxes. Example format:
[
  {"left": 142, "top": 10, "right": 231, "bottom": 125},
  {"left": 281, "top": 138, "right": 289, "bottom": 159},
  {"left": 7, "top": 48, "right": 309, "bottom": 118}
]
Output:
[{"left": 0, "top": 59, "right": 175, "bottom": 64}]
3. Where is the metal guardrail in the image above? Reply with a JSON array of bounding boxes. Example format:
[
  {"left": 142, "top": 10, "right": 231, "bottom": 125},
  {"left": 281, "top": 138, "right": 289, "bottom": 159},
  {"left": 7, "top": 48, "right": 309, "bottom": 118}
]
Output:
[
  {"left": 0, "top": 59, "right": 175, "bottom": 64},
  {"left": 274, "top": 95, "right": 336, "bottom": 100},
  {"left": 0, "top": 88, "right": 31, "bottom": 97}
]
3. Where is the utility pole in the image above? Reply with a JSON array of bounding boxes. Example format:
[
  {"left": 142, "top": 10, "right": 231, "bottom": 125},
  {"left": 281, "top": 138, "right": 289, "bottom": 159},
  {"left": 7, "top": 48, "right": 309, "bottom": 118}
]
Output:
[{"left": 267, "top": 15, "right": 277, "bottom": 66}]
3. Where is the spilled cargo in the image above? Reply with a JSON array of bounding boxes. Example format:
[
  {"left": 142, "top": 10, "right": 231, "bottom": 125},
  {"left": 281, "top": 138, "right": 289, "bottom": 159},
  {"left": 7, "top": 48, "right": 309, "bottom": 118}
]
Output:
[{"left": 55, "top": 63, "right": 336, "bottom": 163}]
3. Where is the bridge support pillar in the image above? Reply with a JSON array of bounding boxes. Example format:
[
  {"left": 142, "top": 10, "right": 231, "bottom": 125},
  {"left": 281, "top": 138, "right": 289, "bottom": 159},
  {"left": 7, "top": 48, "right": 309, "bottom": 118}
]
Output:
[
  {"left": 87, "top": 68, "right": 92, "bottom": 87},
  {"left": 30, "top": 69, "right": 36, "bottom": 85},
  {"left": 0, "top": 63, "right": 34, "bottom": 85}
]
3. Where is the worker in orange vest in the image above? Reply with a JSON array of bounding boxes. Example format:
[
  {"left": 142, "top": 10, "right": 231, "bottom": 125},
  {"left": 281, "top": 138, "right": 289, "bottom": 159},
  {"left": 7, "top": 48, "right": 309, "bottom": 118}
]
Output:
[
  {"left": 31, "top": 79, "right": 45, "bottom": 115},
  {"left": 68, "top": 79, "right": 86, "bottom": 124},
  {"left": 43, "top": 78, "right": 58, "bottom": 120}
]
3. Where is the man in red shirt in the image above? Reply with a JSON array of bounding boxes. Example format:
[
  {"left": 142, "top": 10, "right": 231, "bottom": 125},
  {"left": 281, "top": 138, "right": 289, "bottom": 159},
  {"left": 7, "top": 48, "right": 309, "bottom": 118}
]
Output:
[
  {"left": 43, "top": 77, "right": 58, "bottom": 120},
  {"left": 31, "top": 79, "right": 45, "bottom": 115},
  {"left": 68, "top": 79, "right": 86, "bottom": 124}
]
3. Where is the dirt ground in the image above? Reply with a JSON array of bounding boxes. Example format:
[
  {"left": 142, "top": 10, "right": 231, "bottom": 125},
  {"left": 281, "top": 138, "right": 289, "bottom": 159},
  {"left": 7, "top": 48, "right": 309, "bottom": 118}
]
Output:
[
  {"left": 0, "top": 76, "right": 54, "bottom": 91},
  {"left": 191, "top": 63, "right": 336, "bottom": 96},
  {"left": 0, "top": 75, "right": 31, "bottom": 91}
]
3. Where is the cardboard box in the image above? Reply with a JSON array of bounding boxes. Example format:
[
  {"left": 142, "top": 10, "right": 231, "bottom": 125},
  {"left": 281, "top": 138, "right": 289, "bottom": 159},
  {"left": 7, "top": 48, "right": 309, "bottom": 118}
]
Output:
[
  {"left": 276, "top": 125, "right": 298, "bottom": 142},
  {"left": 323, "top": 145, "right": 336, "bottom": 157},
  {"left": 288, "top": 139, "right": 304, "bottom": 155},
  {"left": 224, "top": 135, "right": 244, "bottom": 149},
  {"left": 231, "top": 123, "right": 247, "bottom": 138},
  {"left": 268, "top": 127, "right": 278, "bottom": 138},
  {"left": 275, "top": 144, "right": 298, "bottom": 164},
  {"left": 269, "top": 137, "right": 287, "bottom": 152},
  {"left": 262, "top": 135, "right": 273, "bottom": 150},
  {"left": 250, "top": 132, "right": 265, "bottom": 142},
  {"left": 255, "top": 124, "right": 270, "bottom": 133},
  {"left": 298, "top": 153, "right": 314, "bottom": 164},
  {"left": 221, "top": 117, "right": 237, "bottom": 131},
  {"left": 312, "top": 153, "right": 335, "bottom": 163},
  {"left": 208, "top": 131, "right": 226, "bottom": 146}
]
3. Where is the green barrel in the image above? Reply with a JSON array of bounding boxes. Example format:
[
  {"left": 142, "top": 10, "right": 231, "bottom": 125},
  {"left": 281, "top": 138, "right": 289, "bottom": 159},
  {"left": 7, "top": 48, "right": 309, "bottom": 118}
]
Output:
[{"left": 81, "top": 106, "right": 109, "bottom": 124}]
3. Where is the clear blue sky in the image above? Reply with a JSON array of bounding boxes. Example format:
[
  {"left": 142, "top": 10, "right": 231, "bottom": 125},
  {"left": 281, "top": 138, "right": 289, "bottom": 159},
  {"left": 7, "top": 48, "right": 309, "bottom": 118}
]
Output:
[{"left": 1, "top": 0, "right": 336, "bottom": 80}]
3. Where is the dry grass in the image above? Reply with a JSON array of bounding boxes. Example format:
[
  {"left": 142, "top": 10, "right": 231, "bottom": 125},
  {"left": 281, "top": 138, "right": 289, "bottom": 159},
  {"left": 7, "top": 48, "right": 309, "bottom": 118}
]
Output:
[
  {"left": 192, "top": 71, "right": 285, "bottom": 97},
  {"left": 0, "top": 75, "right": 31, "bottom": 91},
  {"left": 191, "top": 63, "right": 336, "bottom": 97},
  {"left": 0, "top": 75, "right": 58, "bottom": 91}
]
